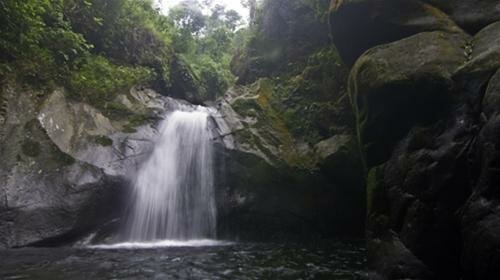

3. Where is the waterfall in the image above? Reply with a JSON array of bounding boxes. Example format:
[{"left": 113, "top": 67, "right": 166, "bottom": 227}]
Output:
[{"left": 125, "top": 105, "right": 216, "bottom": 242}]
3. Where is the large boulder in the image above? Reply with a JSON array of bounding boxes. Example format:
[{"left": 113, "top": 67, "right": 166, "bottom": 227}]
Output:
[
  {"left": 0, "top": 83, "right": 168, "bottom": 248},
  {"left": 483, "top": 68, "right": 500, "bottom": 117},
  {"left": 459, "top": 73, "right": 500, "bottom": 279},
  {"left": 456, "top": 21, "right": 500, "bottom": 80},
  {"left": 368, "top": 232, "right": 433, "bottom": 280},
  {"left": 37, "top": 88, "right": 165, "bottom": 177},
  {"left": 367, "top": 118, "right": 476, "bottom": 279},
  {"left": 361, "top": 19, "right": 500, "bottom": 280},
  {"left": 336, "top": 2, "right": 500, "bottom": 280},
  {"left": 329, "top": 0, "right": 463, "bottom": 64},
  {"left": 349, "top": 31, "right": 469, "bottom": 165},
  {"left": 422, "top": 0, "right": 500, "bottom": 33},
  {"left": 215, "top": 140, "right": 365, "bottom": 241}
]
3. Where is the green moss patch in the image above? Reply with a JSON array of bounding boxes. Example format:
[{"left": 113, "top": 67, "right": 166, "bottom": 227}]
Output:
[
  {"left": 93, "top": 135, "right": 113, "bottom": 147},
  {"left": 21, "top": 140, "right": 41, "bottom": 157}
]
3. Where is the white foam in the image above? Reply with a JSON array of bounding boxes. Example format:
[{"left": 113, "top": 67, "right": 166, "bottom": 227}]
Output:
[{"left": 89, "top": 239, "right": 232, "bottom": 249}]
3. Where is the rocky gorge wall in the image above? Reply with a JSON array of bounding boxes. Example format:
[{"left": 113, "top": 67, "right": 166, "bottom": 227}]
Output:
[
  {"left": 5, "top": 5, "right": 500, "bottom": 280},
  {"left": 0, "top": 83, "right": 170, "bottom": 248},
  {"left": 329, "top": 0, "right": 500, "bottom": 279},
  {"left": 218, "top": 0, "right": 366, "bottom": 240},
  {"left": 0, "top": 0, "right": 369, "bottom": 247}
]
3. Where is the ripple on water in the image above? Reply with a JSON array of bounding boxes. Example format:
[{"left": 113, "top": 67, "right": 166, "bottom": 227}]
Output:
[{"left": 0, "top": 241, "right": 368, "bottom": 280}]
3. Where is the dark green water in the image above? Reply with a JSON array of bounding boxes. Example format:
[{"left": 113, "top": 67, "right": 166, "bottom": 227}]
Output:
[{"left": 0, "top": 241, "right": 367, "bottom": 280}]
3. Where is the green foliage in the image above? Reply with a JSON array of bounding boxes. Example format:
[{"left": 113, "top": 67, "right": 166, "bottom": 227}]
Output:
[
  {"left": 122, "top": 113, "right": 152, "bottom": 133},
  {"left": 299, "top": 0, "right": 330, "bottom": 23},
  {"left": 93, "top": 135, "right": 113, "bottom": 147},
  {"left": 0, "top": 0, "right": 91, "bottom": 85},
  {"left": 245, "top": 46, "right": 349, "bottom": 145},
  {"left": 184, "top": 52, "right": 233, "bottom": 98},
  {"left": 167, "top": 1, "right": 243, "bottom": 98},
  {"left": 63, "top": 0, "right": 173, "bottom": 89},
  {"left": 1, "top": 0, "right": 241, "bottom": 106},
  {"left": 67, "top": 55, "right": 154, "bottom": 112}
]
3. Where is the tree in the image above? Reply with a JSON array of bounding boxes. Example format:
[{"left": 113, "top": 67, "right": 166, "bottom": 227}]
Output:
[
  {"left": 225, "top": 9, "right": 242, "bottom": 31},
  {"left": 240, "top": 0, "right": 257, "bottom": 24},
  {"left": 169, "top": 1, "right": 206, "bottom": 35}
]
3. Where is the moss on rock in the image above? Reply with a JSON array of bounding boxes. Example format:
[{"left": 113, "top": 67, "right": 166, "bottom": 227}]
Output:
[
  {"left": 483, "top": 68, "right": 500, "bottom": 117},
  {"left": 94, "top": 135, "right": 113, "bottom": 147},
  {"left": 21, "top": 140, "right": 41, "bottom": 158},
  {"left": 329, "top": 0, "right": 463, "bottom": 64},
  {"left": 349, "top": 31, "right": 469, "bottom": 165},
  {"left": 455, "top": 21, "right": 500, "bottom": 79}
]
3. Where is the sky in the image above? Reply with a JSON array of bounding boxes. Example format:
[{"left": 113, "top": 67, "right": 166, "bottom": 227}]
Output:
[{"left": 155, "top": 0, "right": 249, "bottom": 19}]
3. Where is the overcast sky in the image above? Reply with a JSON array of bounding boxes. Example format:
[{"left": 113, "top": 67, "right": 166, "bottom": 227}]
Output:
[{"left": 155, "top": 0, "right": 249, "bottom": 19}]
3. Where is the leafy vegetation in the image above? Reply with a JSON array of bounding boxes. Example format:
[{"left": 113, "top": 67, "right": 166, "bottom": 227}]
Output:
[
  {"left": 0, "top": 0, "right": 92, "bottom": 86},
  {"left": 67, "top": 55, "right": 153, "bottom": 109},
  {"left": 168, "top": 0, "right": 246, "bottom": 98},
  {"left": 0, "top": 0, "right": 247, "bottom": 105}
]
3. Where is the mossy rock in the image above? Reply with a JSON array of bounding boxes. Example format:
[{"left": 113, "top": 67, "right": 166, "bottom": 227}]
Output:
[
  {"left": 349, "top": 31, "right": 469, "bottom": 165},
  {"left": 52, "top": 148, "right": 76, "bottom": 166},
  {"left": 93, "top": 135, "right": 113, "bottom": 147},
  {"left": 483, "top": 68, "right": 500, "bottom": 117},
  {"left": 329, "top": 0, "right": 463, "bottom": 64},
  {"left": 455, "top": 21, "right": 500, "bottom": 80},
  {"left": 21, "top": 140, "right": 41, "bottom": 157},
  {"left": 121, "top": 114, "right": 153, "bottom": 134},
  {"left": 366, "top": 165, "right": 385, "bottom": 215},
  {"left": 102, "top": 101, "right": 133, "bottom": 120},
  {"left": 421, "top": 0, "right": 500, "bottom": 33}
]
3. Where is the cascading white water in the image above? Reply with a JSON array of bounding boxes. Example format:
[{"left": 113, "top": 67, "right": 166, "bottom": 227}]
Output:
[{"left": 126, "top": 106, "right": 216, "bottom": 242}]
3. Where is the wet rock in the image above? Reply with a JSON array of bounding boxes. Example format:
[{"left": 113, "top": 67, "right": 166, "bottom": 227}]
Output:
[
  {"left": 331, "top": 2, "right": 500, "bottom": 279},
  {"left": 37, "top": 88, "right": 164, "bottom": 177},
  {"left": 483, "top": 68, "right": 500, "bottom": 117},
  {"left": 215, "top": 142, "right": 364, "bottom": 240},
  {"left": 0, "top": 83, "right": 168, "bottom": 248},
  {"left": 461, "top": 198, "right": 500, "bottom": 280},
  {"left": 349, "top": 31, "right": 469, "bottom": 165},
  {"left": 367, "top": 115, "right": 476, "bottom": 279},
  {"left": 314, "top": 134, "right": 352, "bottom": 161},
  {"left": 459, "top": 113, "right": 500, "bottom": 280},
  {"left": 421, "top": 0, "right": 500, "bottom": 33},
  {"left": 215, "top": 79, "right": 365, "bottom": 239},
  {"left": 368, "top": 232, "right": 432, "bottom": 280},
  {"left": 329, "top": 0, "right": 463, "bottom": 64},
  {"left": 456, "top": 21, "right": 500, "bottom": 79}
]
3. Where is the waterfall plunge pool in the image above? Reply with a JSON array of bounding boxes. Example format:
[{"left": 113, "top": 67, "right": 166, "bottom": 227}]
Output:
[
  {"left": 0, "top": 104, "right": 368, "bottom": 279},
  {"left": 0, "top": 240, "right": 367, "bottom": 279}
]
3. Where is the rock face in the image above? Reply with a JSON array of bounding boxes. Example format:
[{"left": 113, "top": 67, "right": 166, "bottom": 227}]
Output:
[
  {"left": 421, "top": 0, "right": 500, "bottom": 33},
  {"left": 329, "top": 0, "right": 463, "bottom": 64},
  {"left": 330, "top": 0, "right": 500, "bottom": 277},
  {"left": 214, "top": 79, "right": 365, "bottom": 240},
  {"left": 220, "top": 0, "right": 368, "bottom": 240},
  {"left": 456, "top": 21, "right": 500, "bottom": 79},
  {"left": 0, "top": 83, "right": 168, "bottom": 248},
  {"left": 350, "top": 31, "right": 469, "bottom": 165}
]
